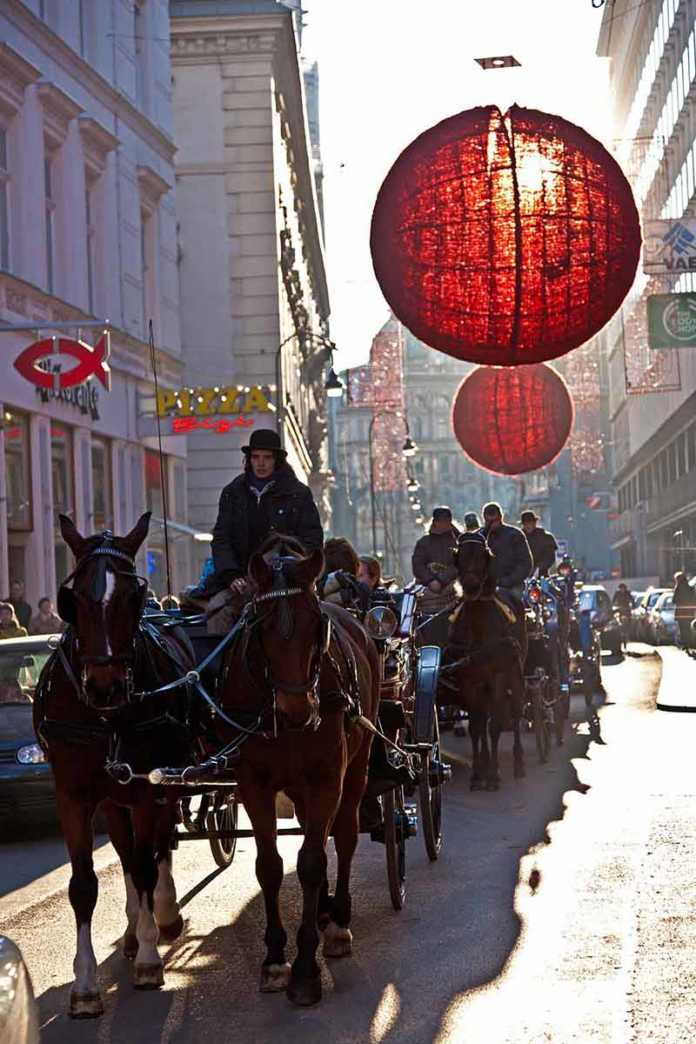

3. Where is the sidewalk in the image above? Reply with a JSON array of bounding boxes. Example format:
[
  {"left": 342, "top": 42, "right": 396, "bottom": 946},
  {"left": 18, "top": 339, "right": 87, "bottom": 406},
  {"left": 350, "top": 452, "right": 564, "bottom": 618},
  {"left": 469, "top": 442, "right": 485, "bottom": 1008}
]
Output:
[{"left": 655, "top": 644, "right": 696, "bottom": 712}]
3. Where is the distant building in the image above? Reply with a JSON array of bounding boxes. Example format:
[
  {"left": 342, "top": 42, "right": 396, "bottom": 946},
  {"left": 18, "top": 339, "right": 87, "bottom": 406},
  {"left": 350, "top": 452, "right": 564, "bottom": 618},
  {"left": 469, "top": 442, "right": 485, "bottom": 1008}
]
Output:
[
  {"left": 598, "top": 0, "right": 696, "bottom": 581},
  {"left": 0, "top": 0, "right": 187, "bottom": 604},
  {"left": 171, "top": 0, "right": 332, "bottom": 576}
]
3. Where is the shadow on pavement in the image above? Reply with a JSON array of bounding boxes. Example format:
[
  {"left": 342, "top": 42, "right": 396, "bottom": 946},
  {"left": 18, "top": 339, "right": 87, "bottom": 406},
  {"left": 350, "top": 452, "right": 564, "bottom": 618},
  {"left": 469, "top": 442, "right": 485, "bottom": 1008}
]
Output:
[{"left": 31, "top": 683, "right": 613, "bottom": 1044}]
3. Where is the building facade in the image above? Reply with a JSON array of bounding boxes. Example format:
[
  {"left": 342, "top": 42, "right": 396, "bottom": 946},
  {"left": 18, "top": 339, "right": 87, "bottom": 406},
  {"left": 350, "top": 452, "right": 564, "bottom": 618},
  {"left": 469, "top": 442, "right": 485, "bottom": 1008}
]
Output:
[
  {"left": 0, "top": 0, "right": 189, "bottom": 607},
  {"left": 330, "top": 322, "right": 521, "bottom": 581},
  {"left": 170, "top": 0, "right": 332, "bottom": 576},
  {"left": 599, "top": 0, "right": 696, "bottom": 582}
]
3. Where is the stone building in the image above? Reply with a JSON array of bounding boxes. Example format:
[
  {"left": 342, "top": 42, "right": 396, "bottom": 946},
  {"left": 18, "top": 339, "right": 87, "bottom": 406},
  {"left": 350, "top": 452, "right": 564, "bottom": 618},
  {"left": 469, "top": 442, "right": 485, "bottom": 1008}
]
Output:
[
  {"left": 598, "top": 0, "right": 696, "bottom": 581},
  {"left": 0, "top": 0, "right": 188, "bottom": 605},
  {"left": 170, "top": 0, "right": 332, "bottom": 574}
]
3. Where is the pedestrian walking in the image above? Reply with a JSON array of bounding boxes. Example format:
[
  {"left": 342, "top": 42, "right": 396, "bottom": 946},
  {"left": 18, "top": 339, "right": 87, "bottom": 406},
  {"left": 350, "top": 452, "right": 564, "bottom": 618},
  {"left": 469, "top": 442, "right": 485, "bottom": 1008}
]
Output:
[
  {"left": 5, "top": 580, "right": 31, "bottom": 630},
  {"left": 673, "top": 572, "right": 696, "bottom": 650},
  {"left": 28, "top": 597, "right": 64, "bottom": 635},
  {"left": 464, "top": 512, "right": 480, "bottom": 533}
]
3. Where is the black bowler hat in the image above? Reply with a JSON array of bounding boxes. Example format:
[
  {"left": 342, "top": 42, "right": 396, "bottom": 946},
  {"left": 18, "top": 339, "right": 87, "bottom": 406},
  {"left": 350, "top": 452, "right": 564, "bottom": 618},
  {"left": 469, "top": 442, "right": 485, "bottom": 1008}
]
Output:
[{"left": 242, "top": 428, "right": 287, "bottom": 457}]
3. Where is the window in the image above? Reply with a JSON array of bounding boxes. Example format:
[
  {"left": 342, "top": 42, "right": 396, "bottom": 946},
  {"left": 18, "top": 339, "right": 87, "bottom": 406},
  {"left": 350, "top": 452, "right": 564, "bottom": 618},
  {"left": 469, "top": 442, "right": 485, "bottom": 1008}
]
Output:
[
  {"left": 4, "top": 410, "right": 31, "bottom": 530},
  {"left": 51, "top": 424, "right": 74, "bottom": 586},
  {"left": 44, "top": 154, "right": 56, "bottom": 294},
  {"left": 0, "top": 128, "right": 9, "bottom": 269},
  {"left": 145, "top": 449, "right": 164, "bottom": 517},
  {"left": 85, "top": 183, "right": 96, "bottom": 314},
  {"left": 92, "top": 438, "right": 112, "bottom": 530},
  {"left": 145, "top": 449, "right": 165, "bottom": 595},
  {"left": 134, "top": 2, "right": 148, "bottom": 110},
  {"left": 677, "top": 432, "right": 686, "bottom": 476}
]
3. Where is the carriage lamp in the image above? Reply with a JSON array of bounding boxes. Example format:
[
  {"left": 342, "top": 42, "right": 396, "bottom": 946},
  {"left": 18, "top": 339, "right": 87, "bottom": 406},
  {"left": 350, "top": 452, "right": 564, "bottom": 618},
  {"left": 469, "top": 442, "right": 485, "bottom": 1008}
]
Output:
[
  {"left": 16, "top": 743, "right": 46, "bottom": 765},
  {"left": 325, "top": 368, "right": 344, "bottom": 398},
  {"left": 402, "top": 436, "right": 417, "bottom": 457},
  {"left": 364, "top": 605, "right": 398, "bottom": 639}
]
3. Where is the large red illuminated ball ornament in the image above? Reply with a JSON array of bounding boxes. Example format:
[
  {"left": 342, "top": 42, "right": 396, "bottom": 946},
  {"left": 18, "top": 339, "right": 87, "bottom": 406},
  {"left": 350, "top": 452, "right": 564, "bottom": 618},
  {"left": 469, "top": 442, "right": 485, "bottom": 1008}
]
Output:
[
  {"left": 371, "top": 105, "right": 641, "bottom": 366},
  {"left": 451, "top": 364, "right": 574, "bottom": 475}
]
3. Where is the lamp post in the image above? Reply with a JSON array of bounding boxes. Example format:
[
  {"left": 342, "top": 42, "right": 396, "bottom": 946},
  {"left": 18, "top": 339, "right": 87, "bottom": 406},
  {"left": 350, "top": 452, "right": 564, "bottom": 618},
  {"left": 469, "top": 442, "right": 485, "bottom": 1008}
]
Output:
[
  {"left": 274, "top": 330, "right": 343, "bottom": 438},
  {"left": 368, "top": 411, "right": 417, "bottom": 558}
]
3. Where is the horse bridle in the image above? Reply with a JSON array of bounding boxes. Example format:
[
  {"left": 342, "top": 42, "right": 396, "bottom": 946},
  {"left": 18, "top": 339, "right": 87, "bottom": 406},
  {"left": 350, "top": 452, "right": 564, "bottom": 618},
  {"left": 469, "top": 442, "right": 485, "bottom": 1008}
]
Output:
[
  {"left": 245, "top": 561, "right": 332, "bottom": 731},
  {"left": 57, "top": 535, "right": 148, "bottom": 704},
  {"left": 457, "top": 532, "right": 491, "bottom": 602}
]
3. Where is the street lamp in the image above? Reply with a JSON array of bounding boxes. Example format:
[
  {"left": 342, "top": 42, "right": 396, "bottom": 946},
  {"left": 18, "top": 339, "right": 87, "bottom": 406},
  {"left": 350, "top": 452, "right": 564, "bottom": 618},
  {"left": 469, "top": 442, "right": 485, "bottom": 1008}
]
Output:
[
  {"left": 406, "top": 476, "right": 419, "bottom": 493},
  {"left": 402, "top": 436, "right": 417, "bottom": 457},
  {"left": 274, "top": 330, "right": 338, "bottom": 434}
]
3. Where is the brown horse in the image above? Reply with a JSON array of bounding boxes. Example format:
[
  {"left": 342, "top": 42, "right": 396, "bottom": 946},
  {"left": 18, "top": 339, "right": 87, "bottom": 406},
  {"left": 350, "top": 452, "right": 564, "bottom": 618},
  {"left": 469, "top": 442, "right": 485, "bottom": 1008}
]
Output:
[
  {"left": 447, "top": 532, "right": 526, "bottom": 790},
  {"left": 33, "top": 514, "right": 193, "bottom": 1017},
  {"left": 215, "top": 538, "right": 379, "bottom": 1006}
]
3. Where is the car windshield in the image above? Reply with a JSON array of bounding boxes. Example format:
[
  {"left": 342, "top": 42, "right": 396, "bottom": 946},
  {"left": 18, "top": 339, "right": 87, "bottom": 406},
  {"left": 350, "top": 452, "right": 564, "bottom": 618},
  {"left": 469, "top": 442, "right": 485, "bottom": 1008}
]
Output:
[
  {"left": 0, "top": 646, "right": 52, "bottom": 704},
  {"left": 578, "top": 590, "right": 597, "bottom": 611},
  {"left": 646, "top": 591, "right": 666, "bottom": 609}
]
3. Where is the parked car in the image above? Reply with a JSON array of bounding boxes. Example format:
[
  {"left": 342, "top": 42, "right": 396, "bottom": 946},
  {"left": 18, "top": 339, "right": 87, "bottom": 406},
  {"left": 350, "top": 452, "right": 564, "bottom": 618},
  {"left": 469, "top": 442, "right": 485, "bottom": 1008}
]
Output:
[
  {"left": 0, "top": 634, "right": 56, "bottom": 824},
  {"left": 0, "top": 936, "right": 39, "bottom": 1044},
  {"left": 646, "top": 591, "right": 678, "bottom": 645},
  {"left": 633, "top": 588, "right": 670, "bottom": 643},
  {"left": 577, "top": 585, "right": 622, "bottom": 655}
]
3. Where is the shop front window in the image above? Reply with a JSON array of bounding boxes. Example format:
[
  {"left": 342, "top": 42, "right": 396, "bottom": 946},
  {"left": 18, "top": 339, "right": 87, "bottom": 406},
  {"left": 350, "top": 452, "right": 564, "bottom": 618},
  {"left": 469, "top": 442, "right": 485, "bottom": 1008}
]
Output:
[
  {"left": 4, "top": 410, "right": 31, "bottom": 530},
  {"left": 92, "top": 438, "right": 112, "bottom": 530},
  {"left": 52, "top": 424, "right": 73, "bottom": 587}
]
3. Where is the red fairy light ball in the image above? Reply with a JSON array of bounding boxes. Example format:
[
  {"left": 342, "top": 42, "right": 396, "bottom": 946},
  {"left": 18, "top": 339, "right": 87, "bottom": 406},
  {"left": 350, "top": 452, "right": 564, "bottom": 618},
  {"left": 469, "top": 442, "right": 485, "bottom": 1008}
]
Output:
[
  {"left": 371, "top": 105, "right": 641, "bottom": 366},
  {"left": 451, "top": 364, "right": 574, "bottom": 475}
]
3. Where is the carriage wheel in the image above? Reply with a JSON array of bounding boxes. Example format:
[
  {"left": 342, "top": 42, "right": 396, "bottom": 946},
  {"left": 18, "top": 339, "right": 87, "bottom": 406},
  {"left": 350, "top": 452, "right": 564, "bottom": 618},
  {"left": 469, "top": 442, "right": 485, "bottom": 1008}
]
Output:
[
  {"left": 206, "top": 792, "right": 239, "bottom": 869},
  {"left": 533, "top": 682, "right": 550, "bottom": 764},
  {"left": 419, "top": 719, "right": 443, "bottom": 861},
  {"left": 383, "top": 787, "right": 406, "bottom": 910},
  {"left": 181, "top": 794, "right": 209, "bottom": 834}
]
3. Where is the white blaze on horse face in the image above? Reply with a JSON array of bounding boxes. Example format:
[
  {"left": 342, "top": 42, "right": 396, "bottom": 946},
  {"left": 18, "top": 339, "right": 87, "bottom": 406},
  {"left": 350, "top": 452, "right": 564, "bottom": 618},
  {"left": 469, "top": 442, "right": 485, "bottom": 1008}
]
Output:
[{"left": 103, "top": 571, "right": 115, "bottom": 655}]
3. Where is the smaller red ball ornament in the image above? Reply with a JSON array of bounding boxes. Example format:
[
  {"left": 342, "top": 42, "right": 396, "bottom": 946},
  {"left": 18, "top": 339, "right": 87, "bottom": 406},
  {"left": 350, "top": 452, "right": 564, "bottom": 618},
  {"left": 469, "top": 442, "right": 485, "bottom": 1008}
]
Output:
[{"left": 451, "top": 364, "right": 574, "bottom": 475}]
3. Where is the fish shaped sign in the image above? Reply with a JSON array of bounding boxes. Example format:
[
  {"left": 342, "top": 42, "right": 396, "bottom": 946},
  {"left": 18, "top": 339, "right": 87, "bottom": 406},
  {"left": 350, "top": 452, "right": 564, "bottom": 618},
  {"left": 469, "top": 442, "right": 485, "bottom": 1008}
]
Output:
[{"left": 13, "top": 333, "right": 111, "bottom": 392}]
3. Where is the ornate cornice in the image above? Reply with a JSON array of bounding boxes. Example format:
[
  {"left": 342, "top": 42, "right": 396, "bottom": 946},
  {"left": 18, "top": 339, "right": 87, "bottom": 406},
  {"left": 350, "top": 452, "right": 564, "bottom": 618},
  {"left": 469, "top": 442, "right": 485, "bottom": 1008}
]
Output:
[
  {"left": 37, "top": 79, "right": 83, "bottom": 144},
  {"left": 79, "top": 116, "right": 119, "bottom": 176},
  {"left": 0, "top": 41, "right": 40, "bottom": 117},
  {"left": 171, "top": 31, "right": 277, "bottom": 61},
  {"left": 137, "top": 164, "right": 173, "bottom": 206}
]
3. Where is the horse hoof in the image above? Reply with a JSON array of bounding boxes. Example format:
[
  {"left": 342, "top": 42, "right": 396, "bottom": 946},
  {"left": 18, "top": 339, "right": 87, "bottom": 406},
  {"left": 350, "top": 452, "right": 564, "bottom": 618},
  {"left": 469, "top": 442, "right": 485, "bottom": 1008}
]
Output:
[
  {"left": 322, "top": 922, "right": 353, "bottom": 959},
  {"left": 287, "top": 974, "right": 322, "bottom": 1007},
  {"left": 134, "top": 963, "right": 164, "bottom": 989},
  {"left": 123, "top": 932, "right": 138, "bottom": 960},
  {"left": 158, "top": 914, "right": 184, "bottom": 943},
  {"left": 70, "top": 991, "right": 104, "bottom": 1019},
  {"left": 260, "top": 962, "right": 291, "bottom": 993}
]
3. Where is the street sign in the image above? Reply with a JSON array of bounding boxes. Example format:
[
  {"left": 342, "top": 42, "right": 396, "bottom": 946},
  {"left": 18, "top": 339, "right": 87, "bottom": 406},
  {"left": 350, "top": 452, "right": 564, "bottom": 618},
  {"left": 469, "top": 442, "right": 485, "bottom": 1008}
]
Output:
[
  {"left": 643, "top": 218, "right": 696, "bottom": 275},
  {"left": 647, "top": 292, "right": 696, "bottom": 349}
]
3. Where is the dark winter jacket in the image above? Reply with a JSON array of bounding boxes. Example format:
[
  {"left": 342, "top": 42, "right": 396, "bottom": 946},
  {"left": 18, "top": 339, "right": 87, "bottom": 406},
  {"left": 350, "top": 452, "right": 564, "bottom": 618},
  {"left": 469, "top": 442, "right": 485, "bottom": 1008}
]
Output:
[
  {"left": 483, "top": 522, "right": 533, "bottom": 590},
  {"left": 673, "top": 578, "right": 696, "bottom": 619},
  {"left": 412, "top": 526, "right": 461, "bottom": 586},
  {"left": 525, "top": 526, "right": 558, "bottom": 577},
  {"left": 211, "top": 464, "right": 323, "bottom": 588}
]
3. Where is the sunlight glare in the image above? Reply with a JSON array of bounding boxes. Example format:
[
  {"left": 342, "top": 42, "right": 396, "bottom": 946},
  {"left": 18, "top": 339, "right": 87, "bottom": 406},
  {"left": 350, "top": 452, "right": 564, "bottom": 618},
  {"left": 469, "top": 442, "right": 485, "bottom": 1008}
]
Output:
[{"left": 370, "top": 982, "right": 401, "bottom": 1042}]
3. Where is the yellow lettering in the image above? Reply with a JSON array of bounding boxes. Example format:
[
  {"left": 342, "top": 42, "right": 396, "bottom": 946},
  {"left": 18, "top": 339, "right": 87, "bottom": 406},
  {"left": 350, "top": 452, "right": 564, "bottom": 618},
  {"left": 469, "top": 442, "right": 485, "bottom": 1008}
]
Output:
[
  {"left": 217, "top": 387, "right": 241, "bottom": 414},
  {"left": 156, "top": 389, "right": 177, "bottom": 417},
  {"left": 243, "top": 386, "right": 271, "bottom": 413},
  {"left": 177, "top": 390, "right": 191, "bottom": 416},
  {"left": 194, "top": 388, "right": 218, "bottom": 416}
]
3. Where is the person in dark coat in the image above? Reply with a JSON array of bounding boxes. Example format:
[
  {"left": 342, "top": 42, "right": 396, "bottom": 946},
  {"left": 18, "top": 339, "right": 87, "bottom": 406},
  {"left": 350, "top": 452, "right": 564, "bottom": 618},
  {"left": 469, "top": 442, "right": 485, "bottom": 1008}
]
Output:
[
  {"left": 673, "top": 571, "right": 696, "bottom": 649},
  {"left": 6, "top": 580, "right": 31, "bottom": 630},
  {"left": 520, "top": 510, "right": 558, "bottom": 577},
  {"left": 412, "top": 507, "right": 462, "bottom": 616},
  {"left": 210, "top": 428, "right": 323, "bottom": 593},
  {"left": 481, "top": 502, "right": 533, "bottom": 603}
]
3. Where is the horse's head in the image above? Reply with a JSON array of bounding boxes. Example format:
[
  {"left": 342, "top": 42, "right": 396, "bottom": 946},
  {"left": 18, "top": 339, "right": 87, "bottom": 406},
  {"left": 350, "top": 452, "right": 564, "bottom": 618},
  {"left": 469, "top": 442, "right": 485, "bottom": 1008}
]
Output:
[
  {"left": 58, "top": 513, "right": 150, "bottom": 710},
  {"left": 456, "top": 532, "right": 494, "bottom": 598},
  {"left": 248, "top": 542, "right": 328, "bottom": 729}
]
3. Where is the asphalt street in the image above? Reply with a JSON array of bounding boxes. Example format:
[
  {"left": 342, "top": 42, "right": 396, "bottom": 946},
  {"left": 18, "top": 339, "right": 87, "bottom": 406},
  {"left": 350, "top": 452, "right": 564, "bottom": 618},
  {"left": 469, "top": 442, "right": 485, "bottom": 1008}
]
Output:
[{"left": 3, "top": 645, "right": 696, "bottom": 1043}]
